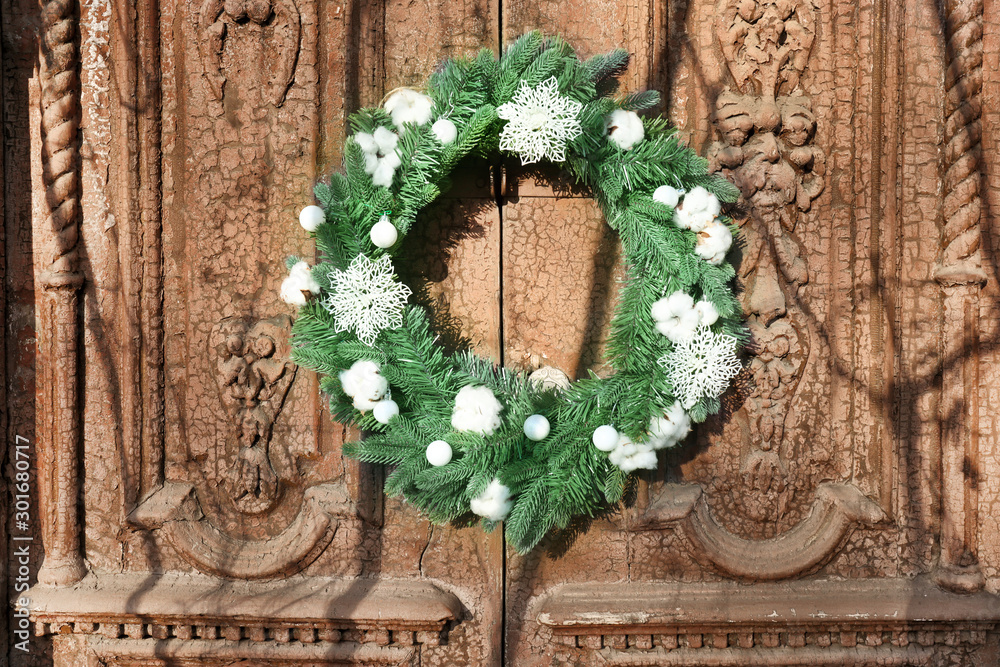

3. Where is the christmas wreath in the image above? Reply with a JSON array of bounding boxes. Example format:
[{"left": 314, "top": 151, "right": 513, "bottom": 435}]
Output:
[{"left": 284, "top": 32, "right": 745, "bottom": 552}]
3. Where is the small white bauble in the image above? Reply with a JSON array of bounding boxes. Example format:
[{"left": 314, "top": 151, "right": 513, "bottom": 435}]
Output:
[
  {"left": 522, "top": 414, "right": 550, "bottom": 441},
  {"left": 370, "top": 215, "right": 399, "bottom": 249},
  {"left": 426, "top": 439, "right": 453, "bottom": 466},
  {"left": 299, "top": 205, "right": 325, "bottom": 232},
  {"left": 432, "top": 118, "right": 458, "bottom": 144},
  {"left": 372, "top": 399, "right": 399, "bottom": 424},
  {"left": 592, "top": 425, "right": 619, "bottom": 452},
  {"left": 653, "top": 185, "right": 682, "bottom": 208}
]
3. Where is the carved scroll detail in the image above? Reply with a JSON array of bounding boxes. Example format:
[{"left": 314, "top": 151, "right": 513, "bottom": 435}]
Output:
[
  {"left": 934, "top": 0, "right": 986, "bottom": 593},
  {"left": 709, "top": 0, "right": 824, "bottom": 524},
  {"left": 36, "top": 0, "right": 86, "bottom": 587},
  {"left": 640, "top": 483, "right": 886, "bottom": 580},
  {"left": 132, "top": 482, "right": 347, "bottom": 579},
  {"left": 197, "top": 0, "right": 301, "bottom": 108},
  {"left": 212, "top": 316, "right": 296, "bottom": 515}
]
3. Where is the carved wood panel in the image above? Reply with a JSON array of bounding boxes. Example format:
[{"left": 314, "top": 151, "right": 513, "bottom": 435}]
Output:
[{"left": 9, "top": 0, "right": 1000, "bottom": 664}]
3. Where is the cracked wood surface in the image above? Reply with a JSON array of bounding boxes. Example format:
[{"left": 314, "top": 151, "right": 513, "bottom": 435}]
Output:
[{"left": 7, "top": 0, "right": 1000, "bottom": 664}]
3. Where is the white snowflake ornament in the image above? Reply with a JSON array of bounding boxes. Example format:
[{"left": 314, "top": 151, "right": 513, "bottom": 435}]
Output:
[
  {"left": 497, "top": 76, "right": 583, "bottom": 165},
  {"left": 355, "top": 127, "right": 401, "bottom": 188},
  {"left": 324, "top": 255, "right": 411, "bottom": 346},
  {"left": 659, "top": 327, "right": 742, "bottom": 409}
]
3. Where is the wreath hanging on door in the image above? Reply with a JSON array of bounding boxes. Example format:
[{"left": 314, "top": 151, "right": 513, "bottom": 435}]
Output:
[{"left": 283, "top": 32, "right": 745, "bottom": 552}]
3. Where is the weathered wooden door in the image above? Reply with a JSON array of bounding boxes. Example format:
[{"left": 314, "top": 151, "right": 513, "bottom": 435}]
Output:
[{"left": 7, "top": 0, "right": 1000, "bottom": 664}]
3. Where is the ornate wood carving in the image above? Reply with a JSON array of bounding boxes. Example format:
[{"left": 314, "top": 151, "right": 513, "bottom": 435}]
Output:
[
  {"left": 640, "top": 484, "right": 884, "bottom": 580},
  {"left": 709, "top": 0, "right": 825, "bottom": 524},
  {"left": 30, "top": 570, "right": 462, "bottom": 655},
  {"left": 537, "top": 578, "right": 1000, "bottom": 664},
  {"left": 197, "top": 0, "right": 301, "bottom": 109},
  {"left": 212, "top": 316, "right": 297, "bottom": 514},
  {"left": 634, "top": 0, "right": 874, "bottom": 578},
  {"left": 131, "top": 481, "right": 345, "bottom": 579},
  {"left": 933, "top": 0, "right": 987, "bottom": 595},
  {"left": 35, "top": 0, "right": 86, "bottom": 587}
]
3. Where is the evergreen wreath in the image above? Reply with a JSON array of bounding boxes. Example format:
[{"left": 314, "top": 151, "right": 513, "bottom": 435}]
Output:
[{"left": 284, "top": 32, "right": 746, "bottom": 553}]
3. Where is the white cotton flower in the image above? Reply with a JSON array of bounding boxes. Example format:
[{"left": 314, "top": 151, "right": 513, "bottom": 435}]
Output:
[
  {"left": 280, "top": 279, "right": 308, "bottom": 306},
  {"left": 355, "top": 127, "right": 401, "bottom": 188},
  {"left": 607, "top": 434, "right": 658, "bottom": 473},
  {"left": 606, "top": 109, "right": 645, "bottom": 150},
  {"left": 651, "top": 291, "right": 700, "bottom": 343},
  {"left": 675, "top": 186, "right": 721, "bottom": 232},
  {"left": 694, "top": 300, "right": 720, "bottom": 327},
  {"left": 339, "top": 360, "right": 390, "bottom": 411},
  {"left": 653, "top": 185, "right": 682, "bottom": 208},
  {"left": 280, "top": 261, "right": 321, "bottom": 306},
  {"left": 470, "top": 479, "right": 513, "bottom": 521},
  {"left": 683, "top": 186, "right": 721, "bottom": 216},
  {"left": 432, "top": 118, "right": 458, "bottom": 144},
  {"left": 324, "top": 255, "right": 411, "bottom": 346},
  {"left": 497, "top": 76, "right": 583, "bottom": 165},
  {"left": 383, "top": 88, "right": 434, "bottom": 128},
  {"left": 696, "top": 221, "right": 733, "bottom": 265},
  {"left": 659, "top": 327, "right": 742, "bottom": 409},
  {"left": 451, "top": 385, "right": 503, "bottom": 436},
  {"left": 646, "top": 402, "right": 692, "bottom": 450}
]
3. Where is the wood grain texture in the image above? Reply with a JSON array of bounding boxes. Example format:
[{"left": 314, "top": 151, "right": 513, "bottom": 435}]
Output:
[{"left": 13, "top": 0, "right": 1000, "bottom": 663}]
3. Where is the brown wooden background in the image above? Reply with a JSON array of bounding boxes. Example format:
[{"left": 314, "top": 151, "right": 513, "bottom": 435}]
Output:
[{"left": 5, "top": 0, "right": 1000, "bottom": 664}]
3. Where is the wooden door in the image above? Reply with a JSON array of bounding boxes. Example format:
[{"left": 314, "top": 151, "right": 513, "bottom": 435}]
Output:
[{"left": 9, "top": 0, "right": 1000, "bottom": 665}]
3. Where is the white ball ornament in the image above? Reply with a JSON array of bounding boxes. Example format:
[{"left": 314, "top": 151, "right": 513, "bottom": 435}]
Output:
[
  {"left": 426, "top": 440, "right": 453, "bottom": 467},
  {"left": 522, "top": 414, "right": 550, "bottom": 441},
  {"left": 592, "top": 425, "right": 619, "bottom": 452},
  {"left": 653, "top": 185, "right": 682, "bottom": 208},
  {"left": 372, "top": 399, "right": 399, "bottom": 424},
  {"left": 299, "top": 205, "right": 325, "bottom": 232},
  {"left": 370, "top": 214, "right": 399, "bottom": 249},
  {"left": 432, "top": 118, "right": 458, "bottom": 144}
]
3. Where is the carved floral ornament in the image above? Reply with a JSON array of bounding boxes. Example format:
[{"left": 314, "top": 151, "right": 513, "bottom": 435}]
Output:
[
  {"left": 707, "top": 0, "right": 826, "bottom": 527},
  {"left": 197, "top": 0, "right": 301, "bottom": 107}
]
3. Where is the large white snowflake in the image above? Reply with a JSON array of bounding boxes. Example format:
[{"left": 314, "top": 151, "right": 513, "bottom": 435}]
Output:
[
  {"left": 658, "top": 327, "right": 742, "bottom": 409},
  {"left": 324, "top": 255, "right": 412, "bottom": 346},
  {"left": 496, "top": 77, "right": 583, "bottom": 164}
]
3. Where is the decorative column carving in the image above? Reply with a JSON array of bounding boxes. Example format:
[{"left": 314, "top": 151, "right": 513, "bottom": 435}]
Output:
[
  {"left": 933, "top": 0, "right": 986, "bottom": 594},
  {"left": 35, "top": 0, "right": 86, "bottom": 586}
]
